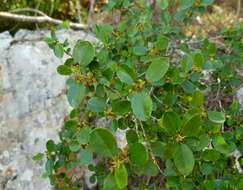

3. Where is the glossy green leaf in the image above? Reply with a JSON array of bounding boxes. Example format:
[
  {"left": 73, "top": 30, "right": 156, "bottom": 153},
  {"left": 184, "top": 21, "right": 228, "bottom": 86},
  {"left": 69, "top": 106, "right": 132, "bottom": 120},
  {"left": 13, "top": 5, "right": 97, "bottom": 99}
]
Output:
[
  {"left": 159, "top": 111, "right": 181, "bottom": 135},
  {"left": 78, "top": 127, "right": 91, "bottom": 144},
  {"left": 114, "top": 164, "right": 128, "bottom": 188},
  {"left": 139, "top": 160, "right": 159, "bottom": 176},
  {"left": 45, "top": 159, "right": 54, "bottom": 175},
  {"left": 212, "top": 135, "right": 234, "bottom": 155},
  {"left": 129, "top": 142, "right": 148, "bottom": 166},
  {"left": 94, "top": 24, "right": 113, "bottom": 44},
  {"left": 182, "top": 114, "right": 202, "bottom": 137},
  {"left": 57, "top": 65, "right": 72, "bottom": 75},
  {"left": 32, "top": 153, "right": 44, "bottom": 161},
  {"left": 179, "top": 0, "right": 195, "bottom": 10},
  {"left": 79, "top": 149, "right": 92, "bottom": 166},
  {"left": 126, "top": 129, "right": 139, "bottom": 144},
  {"left": 87, "top": 97, "right": 106, "bottom": 112},
  {"left": 112, "top": 100, "right": 131, "bottom": 115},
  {"left": 103, "top": 174, "right": 117, "bottom": 190},
  {"left": 181, "top": 80, "right": 196, "bottom": 94},
  {"left": 131, "top": 92, "right": 153, "bottom": 121},
  {"left": 67, "top": 79, "right": 86, "bottom": 108},
  {"left": 73, "top": 41, "right": 95, "bottom": 66},
  {"left": 117, "top": 70, "right": 134, "bottom": 85},
  {"left": 155, "top": 36, "right": 169, "bottom": 50},
  {"left": 201, "top": 0, "right": 214, "bottom": 6},
  {"left": 173, "top": 144, "right": 195, "bottom": 176},
  {"left": 46, "top": 140, "right": 55, "bottom": 152},
  {"left": 145, "top": 58, "right": 169, "bottom": 82},
  {"left": 54, "top": 43, "right": 64, "bottom": 58},
  {"left": 69, "top": 141, "right": 80, "bottom": 152},
  {"left": 208, "top": 111, "right": 226, "bottom": 124},
  {"left": 89, "top": 128, "right": 118, "bottom": 157},
  {"left": 157, "top": 0, "right": 169, "bottom": 10},
  {"left": 202, "top": 149, "right": 221, "bottom": 162},
  {"left": 192, "top": 90, "right": 204, "bottom": 107},
  {"left": 133, "top": 46, "right": 147, "bottom": 56},
  {"left": 151, "top": 141, "right": 166, "bottom": 159},
  {"left": 193, "top": 51, "right": 204, "bottom": 67}
]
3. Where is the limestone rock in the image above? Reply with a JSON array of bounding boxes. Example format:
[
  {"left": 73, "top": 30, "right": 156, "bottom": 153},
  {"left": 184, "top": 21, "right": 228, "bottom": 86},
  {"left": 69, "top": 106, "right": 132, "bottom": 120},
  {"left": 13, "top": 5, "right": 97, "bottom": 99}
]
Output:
[
  {"left": 0, "top": 29, "right": 96, "bottom": 190},
  {"left": 237, "top": 87, "right": 243, "bottom": 108}
]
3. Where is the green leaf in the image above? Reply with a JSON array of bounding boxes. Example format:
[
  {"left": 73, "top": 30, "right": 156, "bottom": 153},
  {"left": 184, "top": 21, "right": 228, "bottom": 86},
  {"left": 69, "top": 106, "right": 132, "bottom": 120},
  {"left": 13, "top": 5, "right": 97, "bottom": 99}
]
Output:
[
  {"left": 193, "top": 51, "right": 204, "bottom": 68},
  {"left": 46, "top": 140, "right": 55, "bottom": 152},
  {"left": 54, "top": 43, "right": 64, "bottom": 58},
  {"left": 78, "top": 127, "right": 91, "bottom": 144},
  {"left": 158, "top": 111, "right": 181, "bottom": 135},
  {"left": 192, "top": 90, "right": 204, "bottom": 107},
  {"left": 164, "top": 160, "right": 177, "bottom": 177},
  {"left": 65, "top": 119, "right": 78, "bottom": 129},
  {"left": 151, "top": 141, "right": 166, "bottom": 159},
  {"left": 145, "top": 58, "right": 169, "bottom": 82},
  {"left": 112, "top": 100, "right": 131, "bottom": 115},
  {"left": 208, "top": 111, "right": 226, "bottom": 124},
  {"left": 133, "top": 46, "right": 147, "bottom": 56},
  {"left": 45, "top": 160, "right": 54, "bottom": 175},
  {"left": 157, "top": 0, "right": 169, "bottom": 10},
  {"left": 79, "top": 149, "right": 93, "bottom": 166},
  {"left": 117, "top": 70, "right": 134, "bottom": 85},
  {"left": 173, "top": 144, "right": 195, "bottom": 176},
  {"left": 114, "top": 164, "right": 128, "bottom": 188},
  {"left": 89, "top": 128, "right": 118, "bottom": 157},
  {"left": 139, "top": 160, "right": 159, "bottom": 177},
  {"left": 131, "top": 92, "right": 153, "bottom": 121},
  {"left": 197, "top": 134, "right": 210, "bottom": 150},
  {"left": 155, "top": 36, "right": 169, "bottom": 50},
  {"left": 87, "top": 97, "right": 106, "bottom": 112},
  {"left": 179, "top": 0, "right": 195, "bottom": 10},
  {"left": 67, "top": 79, "right": 86, "bottom": 108},
  {"left": 205, "top": 42, "right": 217, "bottom": 57},
  {"left": 181, "top": 80, "right": 196, "bottom": 94},
  {"left": 103, "top": 174, "right": 117, "bottom": 190},
  {"left": 202, "top": 149, "right": 220, "bottom": 162},
  {"left": 73, "top": 41, "right": 95, "bottom": 66},
  {"left": 32, "top": 153, "right": 44, "bottom": 161},
  {"left": 57, "top": 65, "right": 72, "bottom": 75},
  {"left": 181, "top": 54, "right": 193, "bottom": 73},
  {"left": 182, "top": 114, "right": 202, "bottom": 137},
  {"left": 126, "top": 129, "right": 139, "bottom": 144},
  {"left": 212, "top": 135, "right": 234, "bottom": 155},
  {"left": 69, "top": 141, "right": 80, "bottom": 152},
  {"left": 201, "top": 0, "right": 214, "bottom": 6},
  {"left": 94, "top": 24, "right": 113, "bottom": 44},
  {"left": 129, "top": 142, "right": 148, "bottom": 166}
]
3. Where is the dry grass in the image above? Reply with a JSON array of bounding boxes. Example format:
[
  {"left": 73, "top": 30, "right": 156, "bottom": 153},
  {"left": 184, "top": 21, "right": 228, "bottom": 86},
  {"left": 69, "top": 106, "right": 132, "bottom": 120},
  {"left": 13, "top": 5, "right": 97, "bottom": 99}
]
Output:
[{"left": 185, "top": 4, "right": 243, "bottom": 38}]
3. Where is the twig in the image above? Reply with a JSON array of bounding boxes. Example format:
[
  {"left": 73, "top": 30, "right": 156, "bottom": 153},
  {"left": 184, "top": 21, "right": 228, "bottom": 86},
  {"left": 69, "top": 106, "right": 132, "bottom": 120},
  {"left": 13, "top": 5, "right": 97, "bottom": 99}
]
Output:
[
  {"left": 236, "top": 0, "right": 242, "bottom": 18},
  {"left": 0, "top": 11, "right": 88, "bottom": 30},
  {"left": 76, "top": 0, "right": 82, "bottom": 23},
  {"left": 10, "top": 8, "right": 47, "bottom": 16},
  {"left": 139, "top": 120, "right": 163, "bottom": 174},
  {"left": 87, "top": 0, "right": 95, "bottom": 26}
]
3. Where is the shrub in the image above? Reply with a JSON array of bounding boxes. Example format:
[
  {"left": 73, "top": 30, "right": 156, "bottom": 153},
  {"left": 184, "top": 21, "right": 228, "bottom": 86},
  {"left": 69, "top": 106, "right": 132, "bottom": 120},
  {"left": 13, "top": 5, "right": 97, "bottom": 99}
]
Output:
[{"left": 35, "top": 0, "right": 243, "bottom": 189}]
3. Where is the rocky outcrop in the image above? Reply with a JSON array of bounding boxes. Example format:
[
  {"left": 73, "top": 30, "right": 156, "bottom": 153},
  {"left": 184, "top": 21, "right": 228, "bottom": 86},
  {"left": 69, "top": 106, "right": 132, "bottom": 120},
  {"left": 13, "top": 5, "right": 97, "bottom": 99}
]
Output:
[{"left": 0, "top": 29, "right": 96, "bottom": 190}]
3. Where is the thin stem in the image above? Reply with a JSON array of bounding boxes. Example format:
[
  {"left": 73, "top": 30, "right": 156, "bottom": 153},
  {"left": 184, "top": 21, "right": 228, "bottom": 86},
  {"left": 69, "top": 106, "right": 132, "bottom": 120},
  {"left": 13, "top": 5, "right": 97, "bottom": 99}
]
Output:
[{"left": 138, "top": 120, "right": 163, "bottom": 174}]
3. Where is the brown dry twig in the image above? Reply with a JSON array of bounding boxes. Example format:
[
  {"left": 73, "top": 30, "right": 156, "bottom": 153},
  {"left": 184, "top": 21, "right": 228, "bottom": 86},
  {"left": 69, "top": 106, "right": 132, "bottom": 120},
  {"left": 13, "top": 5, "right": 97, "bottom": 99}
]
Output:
[{"left": 0, "top": 10, "right": 88, "bottom": 30}]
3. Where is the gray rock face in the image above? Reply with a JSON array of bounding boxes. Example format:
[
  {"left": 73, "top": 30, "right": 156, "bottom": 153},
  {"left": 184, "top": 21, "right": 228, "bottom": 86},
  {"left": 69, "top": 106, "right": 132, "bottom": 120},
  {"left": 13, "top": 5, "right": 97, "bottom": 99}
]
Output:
[
  {"left": 237, "top": 87, "right": 243, "bottom": 108},
  {"left": 0, "top": 29, "right": 96, "bottom": 190}
]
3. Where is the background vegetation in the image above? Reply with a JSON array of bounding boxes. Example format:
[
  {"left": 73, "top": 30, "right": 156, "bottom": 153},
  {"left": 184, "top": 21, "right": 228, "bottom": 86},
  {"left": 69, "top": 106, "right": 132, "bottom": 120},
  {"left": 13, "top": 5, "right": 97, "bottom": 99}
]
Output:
[{"left": 0, "top": 0, "right": 242, "bottom": 33}]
